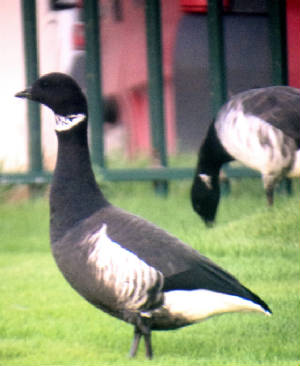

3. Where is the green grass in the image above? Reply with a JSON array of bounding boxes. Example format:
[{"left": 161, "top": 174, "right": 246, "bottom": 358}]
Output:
[{"left": 0, "top": 178, "right": 299, "bottom": 365}]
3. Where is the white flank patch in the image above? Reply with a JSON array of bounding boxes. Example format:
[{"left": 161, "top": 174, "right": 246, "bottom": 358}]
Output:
[
  {"left": 87, "top": 224, "right": 163, "bottom": 311},
  {"left": 55, "top": 113, "right": 86, "bottom": 131},
  {"left": 288, "top": 149, "right": 300, "bottom": 177},
  {"left": 215, "top": 104, "right": 296, "bottom": 177},
  {"left": 163, "top": 289, "right": 269, "bottom": 323}
]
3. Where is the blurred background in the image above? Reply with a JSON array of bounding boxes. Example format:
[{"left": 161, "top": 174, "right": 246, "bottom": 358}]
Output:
[
  {"left": 0, "top": 0, "right": 299, "bottom": 174},
  {"left": 0, "top": 3, "right": 299, "bottom": 363}
]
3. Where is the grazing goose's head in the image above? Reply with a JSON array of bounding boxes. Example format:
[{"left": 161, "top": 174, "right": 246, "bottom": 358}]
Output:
[
  {"left": 15, "top": 72, "right": 87, "bottom": 132},
  {"left": 191, "top": 173, "right": 220, "bottom": 227}
]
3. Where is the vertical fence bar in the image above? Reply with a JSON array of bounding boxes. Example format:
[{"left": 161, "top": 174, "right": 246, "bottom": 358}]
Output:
[
  {"left": 21, "top": 0, "right": 42, "bottom": 174},
  {"left": 207, "top": 0, "right": 227, "bottom": 117},
  {"left": 268, "top": 0, "right": 291, "bottom": 195},
  {"left": 145, "top": 0, "right": 168, "bottom": 168},
  {"left": 207, "top": 0, "right": 229, "bottom": 194},
  {"left": 145, "top": 0, "right": 168, "bottom": 195},
  {"left": 83, "top": 0, "right": 105, "bottom": 168},
  {"left": 268, "top": 0, "right": 288, "bottom": 85}
]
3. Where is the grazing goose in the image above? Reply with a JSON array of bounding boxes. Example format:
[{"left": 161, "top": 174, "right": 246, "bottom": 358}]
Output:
[
  {"left": 191, "top": 86, "right": 300, "bottom": 226},
  {"left": 16, "top": 73, "right": 271, "bottom": 359}
]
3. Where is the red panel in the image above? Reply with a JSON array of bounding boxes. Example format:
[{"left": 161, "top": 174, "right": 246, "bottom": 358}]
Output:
[
  {"left": 180, "top": 0, "right": 230, "bottom": 13},
  {"left": 286, "top": 0, "right": 300, "bottom": 87},
  {"left": 123, "top": 87, "right": 151, "bottom": 158},
  {"left": 99, "top": 0, "right": 180, "bottom": 156}
]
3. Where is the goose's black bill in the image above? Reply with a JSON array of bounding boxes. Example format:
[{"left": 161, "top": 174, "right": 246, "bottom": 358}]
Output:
[{"left": 15, "top": 88, "right": 33, "bottom": 99}]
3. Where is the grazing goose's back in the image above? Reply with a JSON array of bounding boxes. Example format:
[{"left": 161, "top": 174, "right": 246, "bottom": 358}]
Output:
[{"left": 16, "top": 73, "right": 271, "bottom": 359}]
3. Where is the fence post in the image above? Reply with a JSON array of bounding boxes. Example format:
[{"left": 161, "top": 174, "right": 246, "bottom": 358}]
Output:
[
  {"left": 145, "top": 0, "right": 168, "bottom": 195},
  {"left": 207, "top": 0, "right": 230, "bottom": 194},
  {"left": 268, "top": 0, "right": 287, "bottom": 86},
  {"left": 268, "top": 0, "right": 291, "bottom": 195},
  {"left": 21, "top": 0, "right": 42, "bottom": 174},
  {"left": 207, "top": 0, "right": 227, "bottom": 117},
  {"left": 83, "top": 0, "right": 105, "bottom": 169}
]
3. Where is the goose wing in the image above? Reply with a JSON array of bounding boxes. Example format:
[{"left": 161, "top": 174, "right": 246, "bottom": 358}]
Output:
[
  {"left": 85, "top": 206, "right": 271, "bottom": 313},
  {"left": 241, "top": 86, "right": 300, "bottom": 145}
]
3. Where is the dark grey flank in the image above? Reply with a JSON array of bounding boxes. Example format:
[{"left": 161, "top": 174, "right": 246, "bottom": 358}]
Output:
[
  {"left": 191, "top": 86, "right": 300, "bottom": 226},
  {"left": 15, "top": 73, "right": 271, "bottom": 359}
]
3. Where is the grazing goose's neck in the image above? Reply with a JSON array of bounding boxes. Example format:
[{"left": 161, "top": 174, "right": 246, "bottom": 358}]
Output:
[
  {"left": 50, "top": 120, "right": 109, "bottom": 242},
  {"left": 191, "top": 123, "right": 233, "bottom": 225},
  {"left": 197, "top": 123, "right": 232, "bottom": 177}
]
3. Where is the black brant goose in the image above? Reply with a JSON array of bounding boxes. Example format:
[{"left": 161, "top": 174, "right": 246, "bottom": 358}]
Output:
[
  {"left": 191, "top": 86, "right": 300, "bottom": 226},
  {"left": 16, "top": 73, "right": 271, "bottom": 359}
]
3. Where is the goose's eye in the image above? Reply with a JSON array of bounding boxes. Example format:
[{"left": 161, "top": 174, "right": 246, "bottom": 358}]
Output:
[{"left": 40, "top": 80, "right": 49, "bottom": 88}]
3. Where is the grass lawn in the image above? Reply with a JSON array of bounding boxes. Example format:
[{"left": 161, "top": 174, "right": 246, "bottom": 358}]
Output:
[{"left": 0, "top": 178, "right": 299, "bottom": 365}]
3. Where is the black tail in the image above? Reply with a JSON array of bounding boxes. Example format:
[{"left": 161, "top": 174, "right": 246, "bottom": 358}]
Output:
[{"left": 163, "top": 259, "right": 272, "bottom": 315}]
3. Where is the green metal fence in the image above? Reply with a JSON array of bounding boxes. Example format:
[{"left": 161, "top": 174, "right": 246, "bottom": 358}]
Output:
[{"left": 0, "top": 0, "right": 288, "bottom": 191}]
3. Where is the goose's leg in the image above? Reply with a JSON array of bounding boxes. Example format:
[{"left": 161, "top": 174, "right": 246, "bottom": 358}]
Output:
[
  {"left": 263, "top": 175, "right": 275, "bottom": 206},
  {"left": 130, "top": 316, "right": 153, "bottom": 359},
  {"left": 139, "top": 316, "right": 153, "bottom": 359},
  {"left": 129, "top": 326, "right": 142, "bottom": 358},
  {"left": 144, "top": 331, "right": 153, "bottom": 359},
  {"left": 266, "top": 186, "right": 274, "bottom": 206}
]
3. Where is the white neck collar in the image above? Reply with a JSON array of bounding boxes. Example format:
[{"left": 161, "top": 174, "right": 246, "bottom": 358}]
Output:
[{"left": 55, "top": 113, "right": 86, "bottom": 132}]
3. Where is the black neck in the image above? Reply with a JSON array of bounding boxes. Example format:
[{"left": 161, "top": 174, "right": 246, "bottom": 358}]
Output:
[
  {"left": 196, "top": 122, "right": 233, "bottom": 177},
  {"left": 50, "top": 121, "right": 109, "bottom": 242}
]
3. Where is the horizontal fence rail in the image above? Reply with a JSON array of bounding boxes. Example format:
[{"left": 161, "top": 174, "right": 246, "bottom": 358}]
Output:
[{"left": 0, "top": 165, "right": 261, "bottom": 185}]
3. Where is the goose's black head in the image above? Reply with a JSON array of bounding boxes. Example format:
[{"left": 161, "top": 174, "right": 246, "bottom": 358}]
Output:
[
  {"left": 15, "top": 72, "right": 88, "bottom": 132},
  {"left": 191, "top": 173, "right": 220, "bottom": 227}
]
